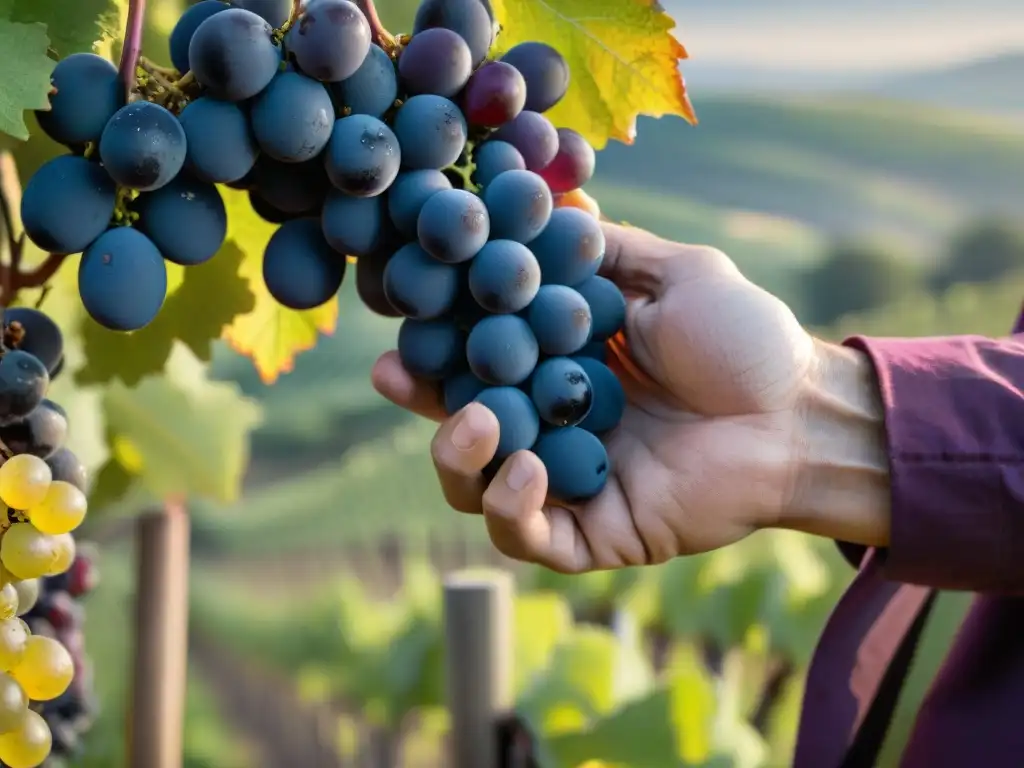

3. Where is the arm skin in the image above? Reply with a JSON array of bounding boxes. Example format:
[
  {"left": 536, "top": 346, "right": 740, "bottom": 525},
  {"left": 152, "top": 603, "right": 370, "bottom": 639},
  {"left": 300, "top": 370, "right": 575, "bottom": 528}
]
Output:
[{"left": 783, "top": 334, "right": 1024, "bottom": 592}]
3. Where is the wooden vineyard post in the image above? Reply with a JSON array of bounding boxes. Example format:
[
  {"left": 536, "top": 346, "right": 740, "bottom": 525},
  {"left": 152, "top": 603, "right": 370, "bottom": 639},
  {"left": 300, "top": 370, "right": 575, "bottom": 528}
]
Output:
[
  {"left": 443, "top": 571, "right": 515, "bottom": 768},
  {"left": 127, "top": 501, "right": 191, "bottom": 768}
]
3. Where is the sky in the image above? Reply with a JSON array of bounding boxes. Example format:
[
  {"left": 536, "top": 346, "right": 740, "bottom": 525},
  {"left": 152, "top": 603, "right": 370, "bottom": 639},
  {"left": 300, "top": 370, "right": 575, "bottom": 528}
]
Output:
[{"left": 665, "top": 1, "right": 1024, "bottom": 73}]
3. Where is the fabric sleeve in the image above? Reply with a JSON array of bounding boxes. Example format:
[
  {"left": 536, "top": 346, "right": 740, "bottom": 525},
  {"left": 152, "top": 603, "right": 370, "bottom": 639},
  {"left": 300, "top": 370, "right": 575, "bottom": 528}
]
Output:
[{"left": 838, "top": 334, "right": 1024, "bottom": 592}]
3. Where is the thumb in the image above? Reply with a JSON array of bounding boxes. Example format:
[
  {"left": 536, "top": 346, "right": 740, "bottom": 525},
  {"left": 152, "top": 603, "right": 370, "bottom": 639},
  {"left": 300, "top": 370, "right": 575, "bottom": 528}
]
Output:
[{"left": 598, "top": 222, "right": 677, "bottom": 297}]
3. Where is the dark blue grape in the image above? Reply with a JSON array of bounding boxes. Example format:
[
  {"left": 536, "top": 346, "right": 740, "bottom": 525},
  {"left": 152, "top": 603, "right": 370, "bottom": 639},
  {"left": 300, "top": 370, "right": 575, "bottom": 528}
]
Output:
[
  {"left": 398, "top": 28, "right": 472, "bottom": 98},
  {"left": 468, "top": 240, "right": 540, "bottom": 314},
  {"left": 443, "top": 370, "right": 488, "bottom": 415},
  {"left": 525, "top": 285, "right": 592, "bottom": 355},
  {"left": 388, "top": 170, "right": 451, "bottom": 237},
  {"left": 413, "top": 0, "right": 494, "bottom": 67},
  {"left": 321, "top": 191, "right": 386, "bottom": 257},
  {"left": 492, "top": 111, "right": 559, "bottom": 171},
  {"left": 330, "top": 44, "right": 398, "bottom": 119},
  {"left": 572, "top": 356, "right": 625, "bottom": 435},
  {"left": 574, "top": 275, "right": 626, "bottom": 341},
  {"left": 471, "top": 141, "right": 525, "bottom": 189},
  {"left": 482, "top": 170, "right": 552, "bottom": 243},
  {"left": 466, "top": 314, "right": 538, "bottom": 385},
  {"left": 134, "top": 176, "right": 227, "bottom": 266},
  {"left": 576, "top": 340, "right": 607, "bottom": 363},
  {"left": 179, "top": 97, "right": 259, "bottom": 183},
  {"left": 324, "top": 114, "right": 401, "bottom": 197},
  {"left": 417, "top": 189, "right": 489, "bottom": 264},
  {"left": 169, "top": 0, "right": 229, "bottom": 74},
  {"left": 99, "top": 102, "right": 187, "bottom": 192},
  {"left": 251, "top": 71, "right": 334, "bottom": 162},
  {"left": 383, "top": 243, "right": 460, "bottom": 319},
  {"left": 36, "top": 53, "right": 125, "bottom": 146},
  {"left": 529, "top": 357, "right": 593, "bottom": 427},
  {"left": 474, "top": 386, "right": 539, "bottom": 459},
  {"left": 46, "top": 448, "right": 87, "bottom": 492},
  {"left": 21, "top": 155, "right": 116, "bottom": 255},
  {"left": 501, "top": 42, "right": 569, "bottom": 113},
  {"left": 250, "top": 191, "right": 302, "bottom": 223},
  {"left": 3, "top": 308, "right": 63, "bottom": 374},
  {"left": 263, "top": 218, "right": 346, "bottom": 309},
  {"left": 397, "top": 317, "right": 465, "bottom": 380},
  {"left": 0, "top": 352, "right": 48, "bottom": 426},
  {"left": 253, "top": 155, "right": 329, "bottom": 213},
  {"left": 534, "top": 427, "right": 608, "bottom": 502},
  {"left": 0, "top": 400, "right": 67, "bottom": 459},
  {"left": 356, "top": 250, "right": 402, "bottom": 318},
  {"left": 189, "top": 8, "right": 281, "bottom": 101},
  {"left": 392, "top": 95, "right": 467, "bottom": 170},
  {"left": 234, "top": 0, "right": 291, "bottom": 27},
  {"left": 287, "top": 0, "right": 371, "bottom": 82},
  {"left": 79, "top": 228, "right": 168, "bottom": 331},
  {"left": 530, "top": 208, "right": 605, "bottom": 286}
]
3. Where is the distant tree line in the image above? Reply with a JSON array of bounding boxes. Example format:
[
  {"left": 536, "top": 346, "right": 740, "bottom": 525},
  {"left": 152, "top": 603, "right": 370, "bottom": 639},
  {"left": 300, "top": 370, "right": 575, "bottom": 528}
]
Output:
[{"left": 802, "top": 218, "right": 1024, "bottom": 326}]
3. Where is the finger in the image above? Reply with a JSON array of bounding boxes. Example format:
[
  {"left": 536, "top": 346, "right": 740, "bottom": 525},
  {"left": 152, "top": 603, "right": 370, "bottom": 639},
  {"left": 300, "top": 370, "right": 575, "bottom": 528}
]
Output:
[
  {"left": 430, "top": 403, "right": 501, "bottom": 514},
  {"left": 482, "top": 451, "right": 594, "bottom": 573},
  {"left": 371, "top": 350, "right": 446, "bottom": 421},
  {"left": 598, "top": 222, "right": 677, "bottom": 297}
]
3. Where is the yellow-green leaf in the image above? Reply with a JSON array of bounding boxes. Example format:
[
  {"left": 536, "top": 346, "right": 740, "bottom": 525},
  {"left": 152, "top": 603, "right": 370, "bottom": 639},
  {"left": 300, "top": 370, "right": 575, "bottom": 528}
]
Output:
[
  {"left": 75, "top": 242, "right": 256, "bottom": 386},
  {"left": 101, "top": 364, "right": 262, "bottom": 503},
  {"left": 490, "top": 0, "right": 695, "bottom": 149},
  {"left": 218, "top": 187, "right": 339, "bottom": 384},
  {"left": 7, "top": 0, "right": 119, "bottom": 57}
]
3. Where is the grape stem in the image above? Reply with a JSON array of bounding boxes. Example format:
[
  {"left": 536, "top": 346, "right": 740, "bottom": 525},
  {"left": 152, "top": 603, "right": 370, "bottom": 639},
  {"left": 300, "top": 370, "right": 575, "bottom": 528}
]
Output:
[
  {"left": 118, "top": 0, "right": 147, "bottom": 100},
  {"left": 352, "top": 0, "right": 396, "bottom": 51},
  {"left": 0, "top": 153, "right": 67, "bottom": 323}
]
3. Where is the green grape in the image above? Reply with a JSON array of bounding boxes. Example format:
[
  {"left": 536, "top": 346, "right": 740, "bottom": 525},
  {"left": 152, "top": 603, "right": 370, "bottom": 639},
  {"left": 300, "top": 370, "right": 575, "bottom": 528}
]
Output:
[
  {"left": 0, "top": 672, "right": 28, "bottom": 734},
  {"left": 0, "top": 525, "right": 60, "bottom": 580},
  {"left": 15, "top": 621, "right": 28, "bottom": 637},
  {"left": 0, "top": 457, "right": 51, "bottom": 511},
  {"left": 45, "top": 534, "right": 75, "bottom": 577},
  {"left": 12, "top": 581, "right": 36, "bottom": 618},
  {"left": 27, "top": 481, "right": 86, "bottom": 535},
  {"left": 0, "top": 709, "right": 51, "bottom": 767},
  {"left": 0, "top": 584, "right": 17, "bottom": 621},
  {"left": 11, "top": 636, "right": 73, "bottom": 701},
  {"left": 0, "top": 619, "right": 27, "bottom": 672}
]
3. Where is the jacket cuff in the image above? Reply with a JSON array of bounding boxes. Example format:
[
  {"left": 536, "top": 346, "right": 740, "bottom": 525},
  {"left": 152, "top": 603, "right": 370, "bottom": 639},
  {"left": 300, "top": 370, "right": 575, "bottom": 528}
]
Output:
[{"left": 842, "top": 335, "right": 1024, "bottom": 591}]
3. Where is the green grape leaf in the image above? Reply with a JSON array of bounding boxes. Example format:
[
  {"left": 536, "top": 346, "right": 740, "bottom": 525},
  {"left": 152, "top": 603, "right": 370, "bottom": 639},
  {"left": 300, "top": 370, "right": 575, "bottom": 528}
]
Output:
[
  {"left": 545, "top": 689, "right": 678, "bottom": 768},
  {"left": 490, "top": 0, "right": 696, "bottom": 149},
  {"left": 75, "top": 242, "right": 256, "bottom": 386},
  {"left": 87, "top": 457, "right": 136, "bottom": 510},
  {"left": 217, "top": 187, "right": 339, "bottom": 384},
  {"left": 517, "top": 626, "right": 623, "bottom": 729},
  {"left": 101, "top": 367, "right": 262, "bottom": 503},
  {"left": 514, "top": 592, "right": 573, "bottom": 696},
  {"left": 0, "top": 15, "right": 56, "bottom": 140},
  {"left": 6, "top": 0, "right": 119, "bottom": 57}
]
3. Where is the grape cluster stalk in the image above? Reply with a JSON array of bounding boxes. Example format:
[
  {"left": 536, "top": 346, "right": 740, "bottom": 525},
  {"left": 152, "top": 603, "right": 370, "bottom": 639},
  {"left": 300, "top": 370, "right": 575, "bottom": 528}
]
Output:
[{"left": 0, "top": 308, "right": 93, "bottom": 768}]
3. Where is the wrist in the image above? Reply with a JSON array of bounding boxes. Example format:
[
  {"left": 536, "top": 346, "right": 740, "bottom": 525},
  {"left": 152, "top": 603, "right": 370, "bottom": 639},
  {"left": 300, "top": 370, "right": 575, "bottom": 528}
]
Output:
[{"left": 780, "top": 339, "right": 892, "bottom": 547}]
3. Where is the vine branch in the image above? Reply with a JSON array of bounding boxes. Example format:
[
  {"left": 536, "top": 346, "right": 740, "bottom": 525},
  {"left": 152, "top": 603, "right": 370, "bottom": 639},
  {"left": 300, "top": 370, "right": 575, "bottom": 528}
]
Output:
[
  {"left": 0, "top": 153, "right": 66, "bottom": 315},
  {"left": 119, "top": 0, "right": 147, "bottom": 99},
  {"left": 351, "top": 0, "right": 396, "bottom": 51}
]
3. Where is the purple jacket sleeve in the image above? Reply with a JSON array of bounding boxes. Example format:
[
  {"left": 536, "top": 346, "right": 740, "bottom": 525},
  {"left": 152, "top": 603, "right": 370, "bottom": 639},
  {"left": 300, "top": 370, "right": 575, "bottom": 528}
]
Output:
[{"left": 837, "top": 334, "right": 1024, "bottom": 592}]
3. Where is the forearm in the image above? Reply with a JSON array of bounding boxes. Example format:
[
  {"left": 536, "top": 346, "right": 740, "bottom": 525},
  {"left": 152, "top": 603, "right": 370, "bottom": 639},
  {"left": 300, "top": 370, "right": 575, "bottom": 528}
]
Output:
[
  {"left": 782, "top": 340, "right": 891, "bottom": 548},
  {"left": 783, "top": 333, "right": 1024, "bottom": 592}
]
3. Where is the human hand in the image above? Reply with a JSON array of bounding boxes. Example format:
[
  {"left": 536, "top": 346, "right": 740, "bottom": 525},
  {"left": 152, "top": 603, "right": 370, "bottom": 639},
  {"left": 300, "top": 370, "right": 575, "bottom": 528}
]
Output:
[{"left": 372, "top": 223, "right": 889, "bottom": 573}]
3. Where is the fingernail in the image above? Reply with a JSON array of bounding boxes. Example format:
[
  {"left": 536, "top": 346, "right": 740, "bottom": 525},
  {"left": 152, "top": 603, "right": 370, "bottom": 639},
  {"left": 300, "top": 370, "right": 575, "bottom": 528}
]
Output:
[
  {"left": 451, "top": 406, "right": 487, "bottom": 451},
  {"left": 505, "top": 455, "right": 535, "bottom": 492}
]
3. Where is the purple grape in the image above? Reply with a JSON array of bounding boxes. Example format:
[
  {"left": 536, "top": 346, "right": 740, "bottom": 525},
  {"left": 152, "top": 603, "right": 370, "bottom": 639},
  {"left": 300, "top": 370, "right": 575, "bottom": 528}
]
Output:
[
  {"left": 288, "top": 0, "right": 371, "bottom": 82},
  {"left": 501, "top": 42, "right": 570, "bottom": 113},
  {"left": 538, "top": 128, "right": 596, "bottom": 193},
  {"left": 491, "top": 111, "right": 559, "bottom": 171},
  {"left": 462, "top": 61, "right": 526, "bottom": 128},
  {"left": 398, "top": 27, "right": 472, "bottom": 98}
]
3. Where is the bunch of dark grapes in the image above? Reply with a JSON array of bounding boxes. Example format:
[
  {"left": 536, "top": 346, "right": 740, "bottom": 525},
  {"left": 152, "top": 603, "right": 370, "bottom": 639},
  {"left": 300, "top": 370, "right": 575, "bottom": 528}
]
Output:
[
  {"left": 23, "top": 0, "right": 625, "bottom": 501},
  {"left": 0, "top": 308, "right": 94, "bottom": 768}
]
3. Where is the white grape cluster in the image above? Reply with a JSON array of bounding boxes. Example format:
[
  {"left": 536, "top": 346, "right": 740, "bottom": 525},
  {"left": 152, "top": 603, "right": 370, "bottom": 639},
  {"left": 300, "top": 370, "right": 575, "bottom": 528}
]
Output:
[{"left": 0, "top": 456, "right": 86, "bottom": 768}]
